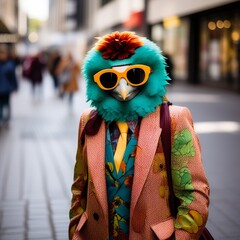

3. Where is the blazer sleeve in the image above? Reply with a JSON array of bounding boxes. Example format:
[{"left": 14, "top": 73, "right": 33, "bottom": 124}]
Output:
[
  {"left": 170, "top": 106, "right": 210, "bottom": 240},
  {"left": 68, "top": 110, "right": 91, "bottom": 240}
]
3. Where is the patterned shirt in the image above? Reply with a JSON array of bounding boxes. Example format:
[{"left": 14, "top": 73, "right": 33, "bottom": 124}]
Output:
[{"left": 105, "top": 120, "right": 139, "bottom": 240}]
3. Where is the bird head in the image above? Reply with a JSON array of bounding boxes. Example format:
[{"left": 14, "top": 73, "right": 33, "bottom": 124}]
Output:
[{"left": 82, "top": 31, "right": 170, "bottom": 122}]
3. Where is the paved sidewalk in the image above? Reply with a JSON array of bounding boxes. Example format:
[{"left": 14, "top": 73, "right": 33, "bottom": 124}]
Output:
[
  {"left": 1, "top": 75, "right": 240, "bottom": 240},
  {"left": 0, "top": 75, "right": 90, "bottom": 240}
]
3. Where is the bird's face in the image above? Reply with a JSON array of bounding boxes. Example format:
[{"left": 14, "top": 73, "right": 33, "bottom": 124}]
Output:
[
  {"left": 83, "top": 34, "right": 169, "bottom": 122},
  {"left": 111, "top": 65, "right": 140, "bottom": 102}
]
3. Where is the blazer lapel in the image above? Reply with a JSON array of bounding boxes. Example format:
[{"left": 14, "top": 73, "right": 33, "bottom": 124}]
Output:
[
  {"left": 86, "top": 120, "right": 108, "bottom": 220},
  {"left": 130, "top": 106, "right": 162, "bottom": 213}
]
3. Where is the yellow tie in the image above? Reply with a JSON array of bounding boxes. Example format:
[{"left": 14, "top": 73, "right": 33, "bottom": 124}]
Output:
[{"left": 114, "top": 122, "right": 128, "bottom": 173}]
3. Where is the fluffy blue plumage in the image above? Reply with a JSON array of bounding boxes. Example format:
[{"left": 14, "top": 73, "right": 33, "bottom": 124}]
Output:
[{"left": 82, "top": 38, "right": 170, "bottom": 122}]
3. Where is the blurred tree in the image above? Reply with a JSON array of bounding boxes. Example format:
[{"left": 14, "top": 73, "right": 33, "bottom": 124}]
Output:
[{"left": 28, "top": 18, "right": 45, "bottom": 32}]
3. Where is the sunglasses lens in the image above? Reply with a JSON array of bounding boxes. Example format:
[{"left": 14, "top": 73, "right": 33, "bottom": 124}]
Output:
[
  {"left": 99, "top": 72, "right": 118, "bottom": 89},
  {"left": 127, "top": 68, "right": 146, "bottom": 85}
]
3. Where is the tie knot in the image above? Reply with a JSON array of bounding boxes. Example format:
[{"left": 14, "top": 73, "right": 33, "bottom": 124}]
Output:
[{"left": 117, "top": 122, "right": 128, "bottom": 134}]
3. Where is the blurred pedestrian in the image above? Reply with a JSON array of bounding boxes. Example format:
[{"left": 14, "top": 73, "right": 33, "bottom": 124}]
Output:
[
  {"left": 56, "top": 53, "right": 80, "bottom": 106},
  {"left": 48, "top": 49, "right": 62, "bottom": 92},
  {"left": 0, "top": 44, "right": 18, "bottom": 128},
  {"left": 22, "top": 55, "right": 33, "bottom": 80},
  {"left": 27, "top": 51, "right": 46, "bottom": 98}
]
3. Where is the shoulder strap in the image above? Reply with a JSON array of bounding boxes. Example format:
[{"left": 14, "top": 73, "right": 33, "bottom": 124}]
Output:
[
  {"left": 80, "top": 109, "right": 102, "bottom": 145},
  {"left": 161, "top": 104, "right": 215, "bottom": 240},
  {"left": 160, "top": 102, "right": 178, "bottom": 217}
]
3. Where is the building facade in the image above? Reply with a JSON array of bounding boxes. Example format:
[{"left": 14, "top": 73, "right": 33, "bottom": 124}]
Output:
[
  {"left": 148, "top": 0, "right": 240, "bottom": 91},
  {"left": 85, "top": 0, "right": 240, "bottom": 92},
  {"left": 0, "top": 0, "right": 19, "bottom": 44},
  {"left": 48, "top": 0, "right": 68, "bottom": 32}
]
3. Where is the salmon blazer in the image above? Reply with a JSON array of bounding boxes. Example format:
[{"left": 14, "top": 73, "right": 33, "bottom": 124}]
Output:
[{"left": 69, "top": 105, "right": 210, "bottom": 240}]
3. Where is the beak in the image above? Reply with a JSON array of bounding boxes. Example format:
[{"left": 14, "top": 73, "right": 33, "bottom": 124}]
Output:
[
  {"left": 119, "top": 86, "right": 129, "bottom": 101},
  {"left": 115, "top": 78, "right": 131, "bottom": 100},
  {"left": 111, "top": 78, "right": 139, "bottom": 102}
]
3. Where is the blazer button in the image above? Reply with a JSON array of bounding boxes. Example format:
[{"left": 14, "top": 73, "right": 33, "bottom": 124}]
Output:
[
  {"left": 159, "top": 163, "right": 164, "bottom": 169},
  {"left": 93, "top": 213, "right": 99, "bottom": 221}
]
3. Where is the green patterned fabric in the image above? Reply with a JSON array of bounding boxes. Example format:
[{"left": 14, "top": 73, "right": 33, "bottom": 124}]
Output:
[
  {"left": 172, "top": 129, "right": 195, "bottom": 207},
  {"left": 105, "top": 125, "right": 138, "bottom": 240}
]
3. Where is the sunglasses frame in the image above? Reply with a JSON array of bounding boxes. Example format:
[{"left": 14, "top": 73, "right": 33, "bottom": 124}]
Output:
[{"left": 93, "top": 64, "right": 151, "bottom": 90}]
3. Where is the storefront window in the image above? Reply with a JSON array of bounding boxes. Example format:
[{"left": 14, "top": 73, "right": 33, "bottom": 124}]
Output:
[
  {"left": 152, "top": 17, "right": 189, "bottom": 82},
  {"left": 200, "top": 12, "right": 240, "bottom": 90}
]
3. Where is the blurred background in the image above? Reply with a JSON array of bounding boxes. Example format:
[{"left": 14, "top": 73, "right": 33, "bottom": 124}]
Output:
[
  {"left": 0, "top": 0, "right": 240, "bottom": 240},
  {"left": 1, "top": 0, "right": 240, "bottom": 90}
]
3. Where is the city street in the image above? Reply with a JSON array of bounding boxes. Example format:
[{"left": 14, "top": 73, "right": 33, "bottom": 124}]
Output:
[{"left": 0, "top": 73, "right": 240, "bottom": 240}]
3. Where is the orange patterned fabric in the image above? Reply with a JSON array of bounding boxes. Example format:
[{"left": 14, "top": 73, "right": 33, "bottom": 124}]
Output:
[{"left": 69, "top": 105, "right": 210, "bottom": 240}]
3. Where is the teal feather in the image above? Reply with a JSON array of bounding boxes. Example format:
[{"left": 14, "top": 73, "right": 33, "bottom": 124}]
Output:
[{"left": 82, "top": 38, "right": 170, "bottom": 122}]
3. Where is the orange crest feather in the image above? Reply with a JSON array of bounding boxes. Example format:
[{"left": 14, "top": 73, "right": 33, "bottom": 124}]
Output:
[{"left": 95, "top": 31, "right": 143, "bottom": 60}]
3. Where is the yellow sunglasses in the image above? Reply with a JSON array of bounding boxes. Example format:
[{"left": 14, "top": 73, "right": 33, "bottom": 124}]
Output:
[{"left": 93, "top": 64, "right": 151, "bottom": 90}]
